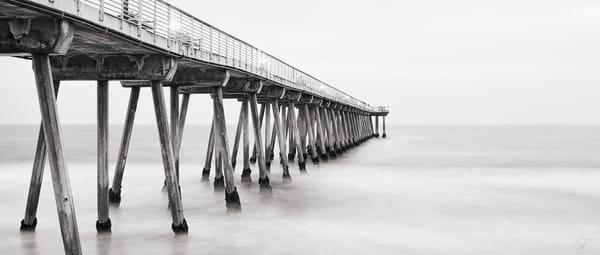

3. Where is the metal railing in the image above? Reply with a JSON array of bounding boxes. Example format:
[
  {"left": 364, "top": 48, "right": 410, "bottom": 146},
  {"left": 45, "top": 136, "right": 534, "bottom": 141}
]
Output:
[{"left": 35, "top": 0, "right": 380, "bottom": 112}]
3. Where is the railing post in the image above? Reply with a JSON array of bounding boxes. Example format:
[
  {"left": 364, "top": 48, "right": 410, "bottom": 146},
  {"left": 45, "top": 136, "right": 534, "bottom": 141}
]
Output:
[
  {"left": 120, "top": 0, "right": 124, "bottom": 29},
  {"left": 99, "top": 0, "right": 104, "bottom": 21},
  {"left": 153, "top": 0, "right": 157, "bottom": 43},
  {"left": 167, "top": 4, "right": 171, "bottom": 48},
  {"left": 224, "top": 35, "right": 228, "bottom": 65},
  {"left": 179, "top": 10, "right": 183, "bottom": 54},
  {"left": 191, "top": 18, "right": 195, "bottom": 57},
  {"left": 137, "top": 2, "right": 142, "bottom": 37},
  {"left": 209, "top": 28, "right": 213, "bottom": 60}
]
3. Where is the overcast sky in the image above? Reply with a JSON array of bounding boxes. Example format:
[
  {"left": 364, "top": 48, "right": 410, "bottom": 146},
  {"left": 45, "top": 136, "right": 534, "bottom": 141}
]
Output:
[{"left": 1, "top": 0, "right": 599, "bottom": 125}]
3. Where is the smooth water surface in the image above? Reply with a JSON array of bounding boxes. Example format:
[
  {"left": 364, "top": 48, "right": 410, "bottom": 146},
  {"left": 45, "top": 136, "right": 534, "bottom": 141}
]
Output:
[{"left": 1, "top": 125, "right": 600, "bottom": 254}]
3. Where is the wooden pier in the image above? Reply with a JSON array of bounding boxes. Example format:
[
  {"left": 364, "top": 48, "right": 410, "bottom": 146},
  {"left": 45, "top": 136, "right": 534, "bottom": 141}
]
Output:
[{"left": 0, "top": 0, "right": 389, "bottom": 254}]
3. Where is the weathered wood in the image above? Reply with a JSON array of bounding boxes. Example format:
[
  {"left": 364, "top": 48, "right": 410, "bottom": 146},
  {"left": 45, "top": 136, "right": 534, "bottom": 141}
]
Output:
[
  {"left": 285, "top": 105, "right": 295, "bottom": 161},
  {"left": 214, "top": 151, "right": 224, "bottom": 191},
  {"left": 52, "top": 55, "right": 177, "bottom": 81},
  {"left": 288, "top": 102, "right": 306, "bottom": 171},
  {"left": 249, "top": 103, "right": 266, "bottom": 163},
  {"left": 302, "top": 105, "right": 319, "bottom": 163},
  {"left": 313, "top": 106, "right": 328, "bottom": 160},
  {"left": 96, "top": 80, "right": 111, "bottom": 231},
  {"left": 211, "top": 86, "right": 241, "bottom": 209},
  {"left": 281, "top": 105, "right": 289, "bottom": 143},
  {"left": 287, "top": 106, "right": 297, "bottom": 161},
  {"left": 382, "top": 116, "right": 387, "bottom": 138},
  {"left": 351, "top": 113, "right": 358, "bottom": 144},
  {"left": 271, "top": 99, "right": 291, "bottom": 180},
  {"left": 339, "top": 110, "right": 348, "bottom": 149},
  {"left": 231, "top": 100, "right": 246, "bottom": 169},
  {"left": 344, "top": 111, "right": 353, "bottom": 146},
  {"left": 170, "top": 86, "right": 180, "bottom": 178},
  {"left": 241, "top": 97, "right": 252, "bottom": 182},
  {"left": 109, "top": 87, "right": 140, "bottom": 203},
  {"left": 202, "top": 120, "right": 215, "bottom": 181},
  {"left": 21, "top": 80, "right": 59, "bottom": 230},
  {"left": 268, "top": 114, "right": 277, "bottom": 162},
  {"left": 368, "top": 115, "right": 373, "bottom": 138},
  {"left": 176, "top": 93, "right": 190, "bottom": 155},
  {"left": 249, "top": 93, "right": 271, "bottom": 192},
  {"left": 32, "top": 54, "right": 82, "bottom": 255},
  {"left": 375, "top": 116, "right": 379, "bottom": 137},
  {"left": 326, "top": 108, "right": 340, "bottom": 154},
  {"left": 150, "top": 81, "right": 187, "bottom": 232},
  {"left": 297, "top": 105, "right": 308, "bottom": 159},
  {"left": 264, "top": 102, "right": 272, "bottom": 167}
]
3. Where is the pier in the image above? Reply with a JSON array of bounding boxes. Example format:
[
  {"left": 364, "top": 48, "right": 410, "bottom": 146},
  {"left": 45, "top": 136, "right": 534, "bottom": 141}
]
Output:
[{"left": 0, "top": 0, "right": 389, "bottom": 254}]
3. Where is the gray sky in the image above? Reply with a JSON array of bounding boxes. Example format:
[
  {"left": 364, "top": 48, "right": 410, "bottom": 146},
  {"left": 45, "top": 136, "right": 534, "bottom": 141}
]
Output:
[{"left": 1, "top": 0, "right": 599, "bottom": 125}]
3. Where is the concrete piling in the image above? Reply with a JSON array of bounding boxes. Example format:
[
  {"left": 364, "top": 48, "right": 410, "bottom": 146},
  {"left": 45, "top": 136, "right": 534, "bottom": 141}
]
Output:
[
  {"left": 150, "top": 81, "right": 188, "bottom": 233},
  {"left": 96, "top": 80, "right": 111, "bottom": 232},
  {"left": 21, "top": 80, "right": 59, "bottom": 231},
  {"left": 33, "top": 53, "right": 82, "bottom": 255},
  {"left": 109, "top": 87, "right": 140, "bottom": 204},
  {"left": 382, "top": 116, "right": 387, "bottom": 138},
  {"left": 211, "top": 86, "right": 241, "bottom": 210},
  {"left": 241, "top": 97, "right": 252, "bottom": 183},
  {"left": 249, "top": 93, "right": 272, "bottom": 192}
]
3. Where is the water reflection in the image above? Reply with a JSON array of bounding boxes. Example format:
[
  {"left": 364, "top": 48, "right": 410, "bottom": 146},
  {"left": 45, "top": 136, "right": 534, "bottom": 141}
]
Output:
[
  {"left": 96, "top": 232, "right": 111, "bottom": 255},
  {"left": 19, "top": 231, "right": 38, "bottom": 255}
]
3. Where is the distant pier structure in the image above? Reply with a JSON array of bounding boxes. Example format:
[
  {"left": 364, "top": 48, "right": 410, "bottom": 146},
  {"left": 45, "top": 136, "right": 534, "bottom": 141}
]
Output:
[{"left": 0, "top": 0, "right": 389, "bottom": 254}]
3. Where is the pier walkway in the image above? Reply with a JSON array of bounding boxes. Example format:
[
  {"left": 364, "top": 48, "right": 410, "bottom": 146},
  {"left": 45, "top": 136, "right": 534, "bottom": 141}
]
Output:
[{"left": 0, "top": 0, "right": 389, "bottom": 254}]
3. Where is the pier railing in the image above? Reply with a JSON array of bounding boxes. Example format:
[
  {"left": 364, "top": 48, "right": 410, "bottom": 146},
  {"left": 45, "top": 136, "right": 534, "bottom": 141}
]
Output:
[{"left": 25, "top": 0, "right": 380, "bottom": 112}]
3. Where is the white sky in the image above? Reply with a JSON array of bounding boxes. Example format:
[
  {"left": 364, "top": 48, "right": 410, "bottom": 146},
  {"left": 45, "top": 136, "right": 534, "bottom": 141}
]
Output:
[{"left": 1, "top": 0, "right": 600, "bottom": 125}]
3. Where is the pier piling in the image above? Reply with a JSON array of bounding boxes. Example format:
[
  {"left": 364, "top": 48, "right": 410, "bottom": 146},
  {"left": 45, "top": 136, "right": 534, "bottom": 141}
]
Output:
[
  {"left": 33, "top": 53, "right": 82, "bottom": 255},
  {"left": 150, "top": 81, "right": 188, "bottom": 233},
  {"left": 96, "top": 80, "right": 111, "bottom": 232}
]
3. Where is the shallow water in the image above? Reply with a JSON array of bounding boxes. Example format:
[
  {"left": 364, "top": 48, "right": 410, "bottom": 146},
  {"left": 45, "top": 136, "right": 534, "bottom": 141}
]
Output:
[{"left": 1, "top": 125, "right": 600, "bottom": 254}]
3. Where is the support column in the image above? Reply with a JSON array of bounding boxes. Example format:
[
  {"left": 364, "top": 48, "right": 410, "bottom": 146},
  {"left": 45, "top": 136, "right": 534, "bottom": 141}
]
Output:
[
  {"left": 351, "top": 112, "right": 358, "bottom": 145},
  {"left": 271, "top": 99, "right": 291, "bottom": 180},
  {"left": 264, "top": 102, "right": 272, "bottom": 168},
  {"left": 268, "top": 118, "right": 277, "bottom": 162},
  {"left": 382, "top": 116, "right": 387, "bottom": 138},
  {"left": 249, "top": 93, "right": 271, "bottom": 192},
  {"left": 328, "top": 108, "right": 341, "bottom": 154},
  {"left": 96, "top": 80, "right": 111, "bottom": 232},
  {"left": 288, "top": 102, "right": 306, "bottom": 172},
  {"left": 314, "top": 106, "right": 328, "bottom": 160},
  {"left": 109, "top": 87, "right": 140, "bottom": 204},
  {"left": 302, "top": 105, "right": 319, "bottom": 163},
  {"left": 368, "top": 115, "right": 375, "bottom": 138},
  {"left": 375, "top": 116, "right": 380, "bottom": 137},
  {"left": 241, "top": 97, "right": 252, "bottom": 182},
  {"left": 176, "top": 94, "right": 190, "bottom": 161},
  {"left": 297, "top": 105, "right": 308, "bottom": 160},
  {"left": 170, "top": 86, "right": 180, "bottom": 178},
  {"left": 202, "top": 121, "right": 215, "bottom": 181},
  {"left": 249, "top": 104, "right": 265, "bottom": 164},
  {"left": 323, "top": 108, "right": 336, "bottom": 158},
  {"left": 287, "top": 105, "right": 297, "bottom": 162},
  {"left": 21, "top": 80, "right": 59, "bottom": 231},
  {"left": 213, "top": 141, "right": 225, "bottom": 191},
  {"left": 281, "top": 105, "right": 289, "bottom": 164},
  {"left": 211, "top": 86, "right": 241, "bottom": 210},
  {"left": 150, "top": 81, "right": 187, "bottom": 233},
  {"left": 32, "top": 54, "right": 82, "bottom": 254},
  {"left": 231, "top": 100, "right": 246, "bottom": 169},
  {"left": 341, "top": 111, "right": 349, "bottom": 148}
]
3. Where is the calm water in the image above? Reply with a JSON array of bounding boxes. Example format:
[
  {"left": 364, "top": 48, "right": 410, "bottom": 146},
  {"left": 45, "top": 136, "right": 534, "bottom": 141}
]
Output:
[{"left": 1, "top": 125, "right": 600, "bottom": 254}]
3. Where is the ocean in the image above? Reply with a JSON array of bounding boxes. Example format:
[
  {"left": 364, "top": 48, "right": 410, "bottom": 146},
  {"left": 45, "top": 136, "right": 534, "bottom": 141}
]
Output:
[{"left": 1, "top": 125, "right": 599, "bottom": 254}]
